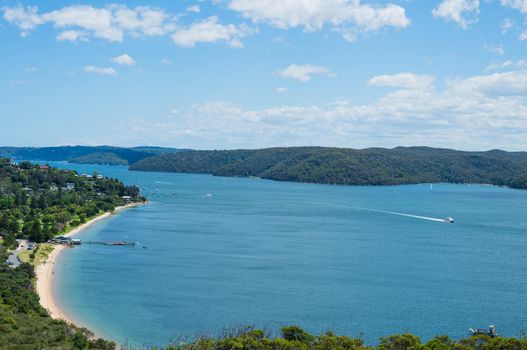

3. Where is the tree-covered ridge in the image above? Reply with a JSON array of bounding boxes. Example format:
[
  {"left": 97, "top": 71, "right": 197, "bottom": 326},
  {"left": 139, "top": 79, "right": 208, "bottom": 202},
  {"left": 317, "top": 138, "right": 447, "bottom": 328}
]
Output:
[
  {"left": 0, "top": 158, "right": 145, "bottom": 247},
  {"left": 129, "top": 147, "right": 527, "bottom": 189},
  {"left": 70, "top": 152, "right": 130, "bottom": 165},
  {"left": 0, "top": 146, "right": 188, "bottom": 166},
  {"left": 156, "top": 325, "right": 526, "bottom": 350}
]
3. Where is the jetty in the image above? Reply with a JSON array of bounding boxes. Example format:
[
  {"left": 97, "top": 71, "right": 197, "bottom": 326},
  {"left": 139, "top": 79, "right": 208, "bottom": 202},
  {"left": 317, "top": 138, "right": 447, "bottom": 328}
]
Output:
[
  {"left": 83, "top": 241, "right": 137, "bottom": 246},
  {"left": 50, "top": 236, "right": 137, "bottom": 246}
]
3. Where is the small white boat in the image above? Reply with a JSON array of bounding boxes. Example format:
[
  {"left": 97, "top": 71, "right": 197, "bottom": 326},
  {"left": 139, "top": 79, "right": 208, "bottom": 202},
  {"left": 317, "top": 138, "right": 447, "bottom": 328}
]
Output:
[{"left": 445, "top": 217, "right": 455, "bottom": 223}]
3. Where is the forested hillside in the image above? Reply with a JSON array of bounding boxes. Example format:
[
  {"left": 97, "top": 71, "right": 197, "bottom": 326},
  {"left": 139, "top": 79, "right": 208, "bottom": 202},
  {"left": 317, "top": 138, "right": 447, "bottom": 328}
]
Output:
[
  {"left": 0, "top": 159, "right": 146, "bottom": 349},
  {"left": 0, "top": 146, "right": 186, "bottom": 165},
  {"left": 0, "top": 159, "right": 144, "bottom": 246},
  {"left": 129, "top": 147, "right": 527, "bottom": 189}
]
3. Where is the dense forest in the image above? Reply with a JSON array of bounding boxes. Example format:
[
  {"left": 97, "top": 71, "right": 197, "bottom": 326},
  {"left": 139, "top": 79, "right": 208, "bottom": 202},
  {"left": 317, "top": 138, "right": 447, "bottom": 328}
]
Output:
[
  {"left": 5, "top": 145, "right": 527, "bottom": 189},
  {"left": 0, "top": 158, "right": 145, "bottom": 247},
  {"left": 0, "top": 146, "right": 186, "bottom": 166},
  {"left": 129, "top": 147, "right": 527, "bottom": 189}
]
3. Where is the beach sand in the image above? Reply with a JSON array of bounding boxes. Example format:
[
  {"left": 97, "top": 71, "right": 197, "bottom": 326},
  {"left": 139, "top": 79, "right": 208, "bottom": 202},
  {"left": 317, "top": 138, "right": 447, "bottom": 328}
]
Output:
[{"left": 35, "top": 203, "right": 142, "bottom": 328}]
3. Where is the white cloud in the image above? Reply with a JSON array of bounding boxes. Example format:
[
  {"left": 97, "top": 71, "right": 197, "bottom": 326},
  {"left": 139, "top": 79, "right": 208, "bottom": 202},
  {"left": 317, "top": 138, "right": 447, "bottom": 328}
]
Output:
[
  {"left": 3, "top": 4, "right": 177, "bottom": 42},
  {"left": 56, "top": 30, "right": 86, "bottom": 41},
  {"left": 274, "top": 64, "right": 333, "bottom": 82},
  {"left": 485, "top": 60, "right": 514, "bottom": 71},
  {"left": 500, "top": 0, "right": 527, "bottom": 13},
  {"left": 276, "top": 87, "right": 288, "bottom": 93},
  {"left": 3, "top": 2, "right": 410, "bottom": 45},
  {"left": 499, "top": 1, "right": 527, "bottom": 40},
  {"left": 502, "top": 18, "right": 513, "bottom": 33},
  {"left": 3, "top": 6, "right": 43, "bottom": 30},
  {"left": 485, "top": 59, "right": 527, "bottom": 71},
  {"left": 111, "top": 70, "right": 527, "bottom": 150},
  {"left": 483, "top": 44, "right": 505, "bottom": 55},
  {"left": 171, "top": 16, "right": 253, "bottom": 48},
  {"left": 227, "top": 0, "right": 410, "bottom": 41},
  {"left": 112, "top": 5, "right": 177, "bottom": 36},
  {"left": 24, "top": 66, "right": 37, "bottom": 72},
  {"left": 448, "top": 71, "right": 527, "bottom": 96},
  {"left": 161, "top": 58, "right": 171, "bottom": 65},
  {"left": 368, "top": 73, "right": 435, "bottom": 90},
  {"left": 112, "top": 54, "right": 135, "bottom": 66},
  {"left": 187, "top": 5, "right": 201, "bottom": 13},
  {"left": 432, "top": 0, "right": 480, "bottom": 29},
  {"left": 84, "top": 65, "right": 118, "bottom": 76}
]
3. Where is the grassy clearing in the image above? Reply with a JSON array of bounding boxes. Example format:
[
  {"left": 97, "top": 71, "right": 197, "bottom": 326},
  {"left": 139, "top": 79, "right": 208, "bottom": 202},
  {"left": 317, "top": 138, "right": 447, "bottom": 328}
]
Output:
[
  {"left": 17, "top": 243, "right": 55, "bottom": 266},
  {"left": 34, "top": 243, "right": 55, "bottom": 266},
  {"left": 18, "top": 249, "right": 32, "bottom": 263}
]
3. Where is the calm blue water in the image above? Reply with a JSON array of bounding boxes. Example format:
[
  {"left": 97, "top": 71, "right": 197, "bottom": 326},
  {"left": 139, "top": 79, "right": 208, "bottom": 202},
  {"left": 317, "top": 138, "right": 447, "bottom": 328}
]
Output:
[{"left": 46, "top": 162, "right": 527, "bottom": 347}]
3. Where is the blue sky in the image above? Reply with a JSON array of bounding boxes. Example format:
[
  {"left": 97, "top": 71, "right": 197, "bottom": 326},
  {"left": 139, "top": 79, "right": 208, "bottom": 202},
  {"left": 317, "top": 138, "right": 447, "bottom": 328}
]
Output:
[{"left": 1, "top": 0, "right": 527, "bottom": 150}]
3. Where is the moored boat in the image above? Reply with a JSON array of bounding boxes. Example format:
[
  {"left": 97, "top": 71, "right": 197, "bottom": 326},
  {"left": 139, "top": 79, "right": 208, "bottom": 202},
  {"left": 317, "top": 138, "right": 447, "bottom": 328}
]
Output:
[{"left": 469, "top": 325, "right": 499, "bottom": 338}]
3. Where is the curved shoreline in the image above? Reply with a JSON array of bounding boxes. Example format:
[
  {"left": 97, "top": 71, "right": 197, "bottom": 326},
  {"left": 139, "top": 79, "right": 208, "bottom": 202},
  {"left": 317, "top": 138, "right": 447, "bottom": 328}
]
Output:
[{"left": 35, "top": 202, "right": 143, "bottom": 335}]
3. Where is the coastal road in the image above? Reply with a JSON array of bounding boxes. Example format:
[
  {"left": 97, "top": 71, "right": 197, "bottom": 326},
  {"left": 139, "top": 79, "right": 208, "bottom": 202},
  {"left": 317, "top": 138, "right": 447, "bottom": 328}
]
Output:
[{"left": 6, "top": 239, "right": 28, "bottom": 268}]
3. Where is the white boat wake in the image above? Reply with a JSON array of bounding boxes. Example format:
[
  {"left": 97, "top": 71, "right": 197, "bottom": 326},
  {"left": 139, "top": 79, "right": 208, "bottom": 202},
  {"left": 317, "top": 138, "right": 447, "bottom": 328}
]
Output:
[
  {"left": 349, "top": 207, "right": 448, "bottom": 223},
  {"left": 154, "top": 181, "right": 173, "bottom": 185}
]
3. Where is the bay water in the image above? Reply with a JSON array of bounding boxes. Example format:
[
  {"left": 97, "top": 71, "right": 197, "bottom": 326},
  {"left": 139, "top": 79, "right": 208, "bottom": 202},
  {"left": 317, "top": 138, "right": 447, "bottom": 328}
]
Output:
[{"left": 47, "top": 162, "right": 527, "bottom": 347}]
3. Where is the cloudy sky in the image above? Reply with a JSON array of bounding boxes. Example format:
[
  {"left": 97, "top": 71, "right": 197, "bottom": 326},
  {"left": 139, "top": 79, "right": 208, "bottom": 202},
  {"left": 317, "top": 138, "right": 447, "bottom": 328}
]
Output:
[{"left": 1, "top": 0, "right": 527, "bottom": 150}]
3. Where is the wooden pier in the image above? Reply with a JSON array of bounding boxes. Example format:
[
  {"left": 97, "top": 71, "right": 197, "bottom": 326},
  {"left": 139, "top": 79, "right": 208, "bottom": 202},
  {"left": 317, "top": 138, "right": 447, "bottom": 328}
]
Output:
[
  {"left": 80, "top": 241, "right": 137, "bottom": 246},
  {"left": 51, "top": 236, "right": 137, "bottom": 246}
]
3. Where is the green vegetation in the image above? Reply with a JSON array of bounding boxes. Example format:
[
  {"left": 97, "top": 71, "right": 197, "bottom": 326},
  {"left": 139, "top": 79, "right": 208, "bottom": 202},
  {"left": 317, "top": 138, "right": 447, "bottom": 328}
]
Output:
[
  {"left": 0, "top": 159, "right": 146, "bottom": 348},
  {"left": 17, "top": 243, "right": 53, "bottom": 265},
  {"left": 0, "top": 158, "right": 145, "bottom": 247},
  {"left": 70, "top": 152, "right": 130, "bottom": 165},
  {"left": 0, "top": 258, "right": 115, "bottom": 349},
  {"left": 129, "top": 147, "right": 527, "bottom": 189},
  {"left": 0, "top": 146, "right": 187, "bottom": 166},
  {"left": 157, "top": 325, "right": 527, "bottom": 350}
]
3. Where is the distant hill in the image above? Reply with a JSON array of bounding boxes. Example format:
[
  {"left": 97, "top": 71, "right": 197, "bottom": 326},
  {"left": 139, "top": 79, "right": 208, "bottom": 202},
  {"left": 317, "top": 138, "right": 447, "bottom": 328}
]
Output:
[
  {"left": 129, "top": 146, "right": 527, "bottom": 189},
  {"left": 69, "top": 152, "right": 130, "bottom": 165},
  {"left": 0, "top": 146, "right": 188, "bottom": 165}
]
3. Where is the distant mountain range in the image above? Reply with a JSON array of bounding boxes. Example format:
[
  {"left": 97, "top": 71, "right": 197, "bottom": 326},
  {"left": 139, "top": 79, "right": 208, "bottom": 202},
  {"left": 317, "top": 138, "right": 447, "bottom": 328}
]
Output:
[
  {"left": 2, "top": 145, "right": 527, "bottom": 189},
  {"left": 129, "top": 146, "right": 527, "bottom": 189},
  {"left": 0, "top": 146, "right": 188, "bottom": 165}
]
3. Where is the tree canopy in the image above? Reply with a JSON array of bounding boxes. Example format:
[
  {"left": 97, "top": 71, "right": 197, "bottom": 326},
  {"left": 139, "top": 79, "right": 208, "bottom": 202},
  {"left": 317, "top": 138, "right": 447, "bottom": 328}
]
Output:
[
  {"left": 130, "top": 147, "right": 527, "bottom": 189},
  {"left": 0, "top": 159, "right": 145, "bottom": 247}
]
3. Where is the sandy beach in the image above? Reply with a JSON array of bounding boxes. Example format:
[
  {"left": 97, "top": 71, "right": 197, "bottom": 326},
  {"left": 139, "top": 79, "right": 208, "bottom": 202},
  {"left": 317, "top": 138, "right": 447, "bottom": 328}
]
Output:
[{"left": 35, "top": 203, "right": 142, "bottom": 327}]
